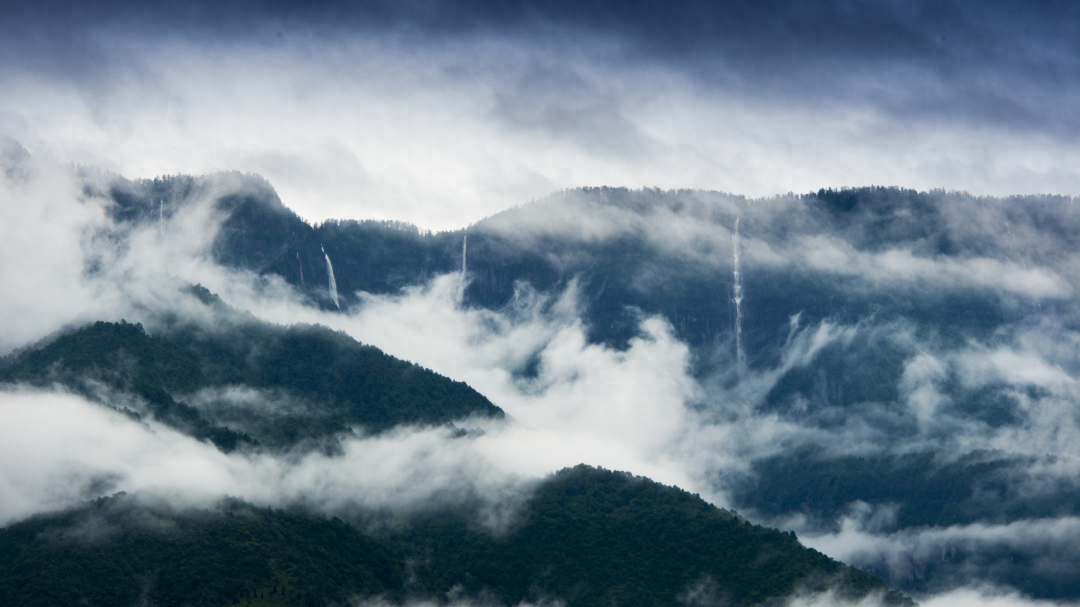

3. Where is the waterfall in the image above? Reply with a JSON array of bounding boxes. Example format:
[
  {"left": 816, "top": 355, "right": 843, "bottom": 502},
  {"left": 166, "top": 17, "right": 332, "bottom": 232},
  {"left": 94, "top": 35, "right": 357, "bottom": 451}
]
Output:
[
  {"left": 158, "top": 200, "right": 163, "bottom": 236},
  {"left": 457, "top": 234, "right": 469, "bottom": 304},
  {"left": 297, "top": 252, "right": 304, "bottom": 285},
  {"left": 732, "top": 217, "right": 745, "bottom": 372},
  {"left": 322, "top": 246, "right": 340, "bottom": 309}
]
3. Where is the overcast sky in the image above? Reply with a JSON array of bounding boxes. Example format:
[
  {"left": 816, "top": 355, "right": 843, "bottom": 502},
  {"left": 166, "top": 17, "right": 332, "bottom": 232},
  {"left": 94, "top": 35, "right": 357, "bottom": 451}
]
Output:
[{"left": 2, "top": 0, "right": 1079, "bottom": 229}]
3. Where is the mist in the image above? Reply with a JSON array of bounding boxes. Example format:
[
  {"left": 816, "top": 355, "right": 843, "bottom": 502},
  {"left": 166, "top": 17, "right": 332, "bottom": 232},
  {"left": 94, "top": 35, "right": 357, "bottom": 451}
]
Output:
[
  {"left": 5, "top": 2, "right": 1080, "bottom": 229},
  {"left": 4, "top": 3, "right": 1080, "bottom": 602},
  {"left": 8, "top": 149, "right": 1080, "bottom": 604}
]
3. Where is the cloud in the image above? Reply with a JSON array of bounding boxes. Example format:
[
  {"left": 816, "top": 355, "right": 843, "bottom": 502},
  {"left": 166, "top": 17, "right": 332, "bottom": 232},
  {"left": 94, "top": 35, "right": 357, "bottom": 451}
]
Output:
[
  {"left": 0, "top": 387, "right": 548, "bottom": 530},
  {"left": 0, "top": 172, "right": 864, "bottom": 532},
  {"left": 5, "top": 3, "right": 1080, "bottom": 230},
  {"left": 784, "top": 586, "right": 1080, "bottom": 607},
  {"left": 0, "top": 172, "right": 733, "bottom": 524},
  {"left": 799, "top": 512, "right": 1080, "bottom": 601},
  {"left": 786, "top": 235, "right": 1070, "bottom": 299},
  {"left": 0, "top": 154, "right": 115, "bottom": 353},
  {"left": 0, "top": 278, "right": 722, "bottom": 529},
  {"left": 920, "top": 588, "right": 1080, "bottom": 607},
  {"left": 6, "top": 100, "right": 1080, "bottom": 603}
]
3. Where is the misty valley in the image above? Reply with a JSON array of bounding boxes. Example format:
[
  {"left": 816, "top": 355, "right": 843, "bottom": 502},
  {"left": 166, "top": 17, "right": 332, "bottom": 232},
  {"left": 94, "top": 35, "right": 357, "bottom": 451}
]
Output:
[{"left": 5, "top": 146, "right": 1080, "bottom": 606}]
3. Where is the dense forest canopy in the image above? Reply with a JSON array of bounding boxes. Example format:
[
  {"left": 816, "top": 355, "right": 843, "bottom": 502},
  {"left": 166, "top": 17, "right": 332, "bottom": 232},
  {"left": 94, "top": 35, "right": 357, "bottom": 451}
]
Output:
[
  {"left": 0, "top": 466, "right": 910, "bottom": 607},
  {"left": 0, "top": 306, "right": 503, "bottom": 452}
]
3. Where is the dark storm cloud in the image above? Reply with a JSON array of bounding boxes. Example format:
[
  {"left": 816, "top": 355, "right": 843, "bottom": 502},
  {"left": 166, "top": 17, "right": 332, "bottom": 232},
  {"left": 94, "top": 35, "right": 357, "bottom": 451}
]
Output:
[
  {"left": 7, "top": 1, "right": 1077, "bottom": 89},
  {"left": 5, "top": 0, "right": 1080, "bottom": 226},
  {"left": 5, "top": 0, "right": 1079, "bottom": 148},
  {"left": 11, "top": 0, "right": 1066, "bottom": 60}
]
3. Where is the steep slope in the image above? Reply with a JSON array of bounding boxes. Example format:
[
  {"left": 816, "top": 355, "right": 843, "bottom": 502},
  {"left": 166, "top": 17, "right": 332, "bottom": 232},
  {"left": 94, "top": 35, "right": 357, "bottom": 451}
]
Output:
[
  {"left": 0, "top": 495, "right": 401, "bottom": 607},
  {"left": 93, "top": 175, "right": 1079, "bottom": 352},
  {"left": 0, "top": 466, "right": 911, "bottom": 607},
  {"left": 95, "top": 171, "right": 461, "bottom": 311},
  {"left": 0, "top": 299, "right": 503, "bottom": 451},
  {"left": 393, "top": 465, "right": 911, "bottom": 607},
  {"left": 103, "top": 177, "right": 1076, "bottom": 353}
]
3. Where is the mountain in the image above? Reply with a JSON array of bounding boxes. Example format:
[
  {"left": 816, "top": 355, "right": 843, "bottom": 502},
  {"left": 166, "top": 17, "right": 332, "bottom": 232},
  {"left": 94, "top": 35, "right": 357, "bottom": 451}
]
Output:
[
  {"left": 87, "top": 174, "right": 1080, "bottom": 600},
  {"left": 98, "top": 175, "right": 1076, "bottom": 351},
  {"left": 391, "top": 465, "right": 911, "bottom": 607},
  {"left": 0, "top": 466, "right": 911, "bottom": 607},
  {"left": 0, "top": 290, "right": 503, "bottom": 452},
  {"left": 0, "top": 493, "right": 400, "bottom": 607},
  {"left": 13, "top": 167, "right": 1077, "bottom": 601}
]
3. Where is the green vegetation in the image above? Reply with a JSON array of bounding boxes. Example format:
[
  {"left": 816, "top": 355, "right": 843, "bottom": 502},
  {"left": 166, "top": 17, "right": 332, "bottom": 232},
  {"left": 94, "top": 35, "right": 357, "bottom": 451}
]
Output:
[
  {"left": 0, "top": 314, "right": 503, "bottom": 451},
  {"left": 0, "top": 466, "right": 911, "bottom": 607},
  {"left": 101, "top": 178, "right": 1063, "bottom": 355},
  {"left": 84, "top": 176, "right": 1080, "bottom": 600},
  {"left": 0, "top": 495, "right": 400, "bottom": 607},
  {"left": 394, "top": 465, "right": 910, "bottom": 607}
]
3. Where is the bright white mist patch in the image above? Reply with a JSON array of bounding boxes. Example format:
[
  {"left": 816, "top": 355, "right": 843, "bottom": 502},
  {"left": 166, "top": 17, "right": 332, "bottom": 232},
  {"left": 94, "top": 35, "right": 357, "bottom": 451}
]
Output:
[
  {"left": 0, "top": 159, "right": 114, "bottom": 354},
  {"left": 0, "top": 389, "right": 532, "bottom": 529}
]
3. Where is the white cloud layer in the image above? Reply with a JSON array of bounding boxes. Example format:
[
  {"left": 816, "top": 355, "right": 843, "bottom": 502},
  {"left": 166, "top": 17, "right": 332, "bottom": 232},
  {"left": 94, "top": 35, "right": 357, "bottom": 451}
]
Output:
[{"left": 4, "top": 30, "right": 1080, "bottom": 231}]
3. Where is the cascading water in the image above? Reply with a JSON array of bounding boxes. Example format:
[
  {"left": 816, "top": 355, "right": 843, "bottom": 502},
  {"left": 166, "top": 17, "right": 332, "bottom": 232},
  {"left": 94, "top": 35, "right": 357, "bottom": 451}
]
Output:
[
  {"left": 322, "top": 246, "right": 340, "bottom": 309},
  {"left": 158, "top": 200, "right": 163, "bottom": 236},
  {"left": 732, "top": 217, "right": 745, "bottom": 372},
  {"left": 297, "top": 251, "right": 304, "bottom": 285},
  {"left": 457, "top": 234, "right": 468, "bottom": 304}
]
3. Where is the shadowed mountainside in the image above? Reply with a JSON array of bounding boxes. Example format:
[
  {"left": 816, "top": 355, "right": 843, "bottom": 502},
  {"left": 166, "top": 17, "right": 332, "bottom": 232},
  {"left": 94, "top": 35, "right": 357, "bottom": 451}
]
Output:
[
  {"left": 0, "top": 466, "right": 911, "bottom": 607},
  {"left": 0, "top": 289, "right": 503, "bottom": 452}
]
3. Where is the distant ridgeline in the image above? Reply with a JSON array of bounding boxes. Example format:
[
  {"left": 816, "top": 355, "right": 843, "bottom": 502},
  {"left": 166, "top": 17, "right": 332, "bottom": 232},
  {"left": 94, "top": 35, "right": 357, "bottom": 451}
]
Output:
[
  {"left": 0, "top": 287, "right": 503, "bottom": 452},
  {"left": 0, "top": 466, "right": 912, "bottom": 607},
  {"left": 98, "top": 174, "right": 1076, "bottom": 354}
]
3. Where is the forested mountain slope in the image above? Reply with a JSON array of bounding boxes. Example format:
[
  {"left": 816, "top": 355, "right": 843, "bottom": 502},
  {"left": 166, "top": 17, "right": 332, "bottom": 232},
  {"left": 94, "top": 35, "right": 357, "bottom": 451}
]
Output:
[
  {"left": 101, "top": 176, "right": 1075, "bottom": 352},
  {"left": 0, "top": 466, "right": 910, "bottom": 607},
  {"left": 54, "top": 170, "right": 1080, "bottom": 600},
  {"left": 0, "top": 291, "right": 502, "bottom": 451}
]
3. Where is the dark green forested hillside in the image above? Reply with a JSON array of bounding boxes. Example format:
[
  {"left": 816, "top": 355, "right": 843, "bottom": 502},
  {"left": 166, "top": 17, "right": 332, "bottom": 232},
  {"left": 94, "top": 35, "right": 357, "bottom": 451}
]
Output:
[
  {"left": 0, "top": 306, "right": 503, "bottom": 451},
  {"left": 392, "top": 465, "right": 911, "bottom": 607},
  {"left": 0, "top": 495, "right": 401, "bottom": 607},
  {"left": 0, "top": 466, "right": 911, "bottom": 607}
]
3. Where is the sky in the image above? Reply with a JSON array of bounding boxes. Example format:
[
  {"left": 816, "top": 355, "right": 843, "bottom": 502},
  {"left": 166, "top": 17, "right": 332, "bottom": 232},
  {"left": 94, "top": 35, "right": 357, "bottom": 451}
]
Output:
[{"left": 3, "top": 0, "right": 1080, "bottom": 228}]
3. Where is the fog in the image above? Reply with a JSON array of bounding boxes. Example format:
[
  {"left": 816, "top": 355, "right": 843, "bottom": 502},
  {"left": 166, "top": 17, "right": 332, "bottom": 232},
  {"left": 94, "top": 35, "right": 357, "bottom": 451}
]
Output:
[
  {"left": 4, "top": 3, "right": 1080, "bottom": 601},
  {"left": 7, "top": 144, "right": 1080, "bottom": 603},
  {"left": 4, "top": 3, "right": 1080, "bottom": 229}
]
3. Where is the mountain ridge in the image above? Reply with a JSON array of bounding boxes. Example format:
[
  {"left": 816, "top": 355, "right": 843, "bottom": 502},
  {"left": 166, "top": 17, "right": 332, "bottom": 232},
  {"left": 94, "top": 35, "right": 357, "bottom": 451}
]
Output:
[
  {"left": 0, "top": 465, "right": 912, "bottom": 607},
  {"left": 0, "top": 294, "right": 504, "bottom": 452}
]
